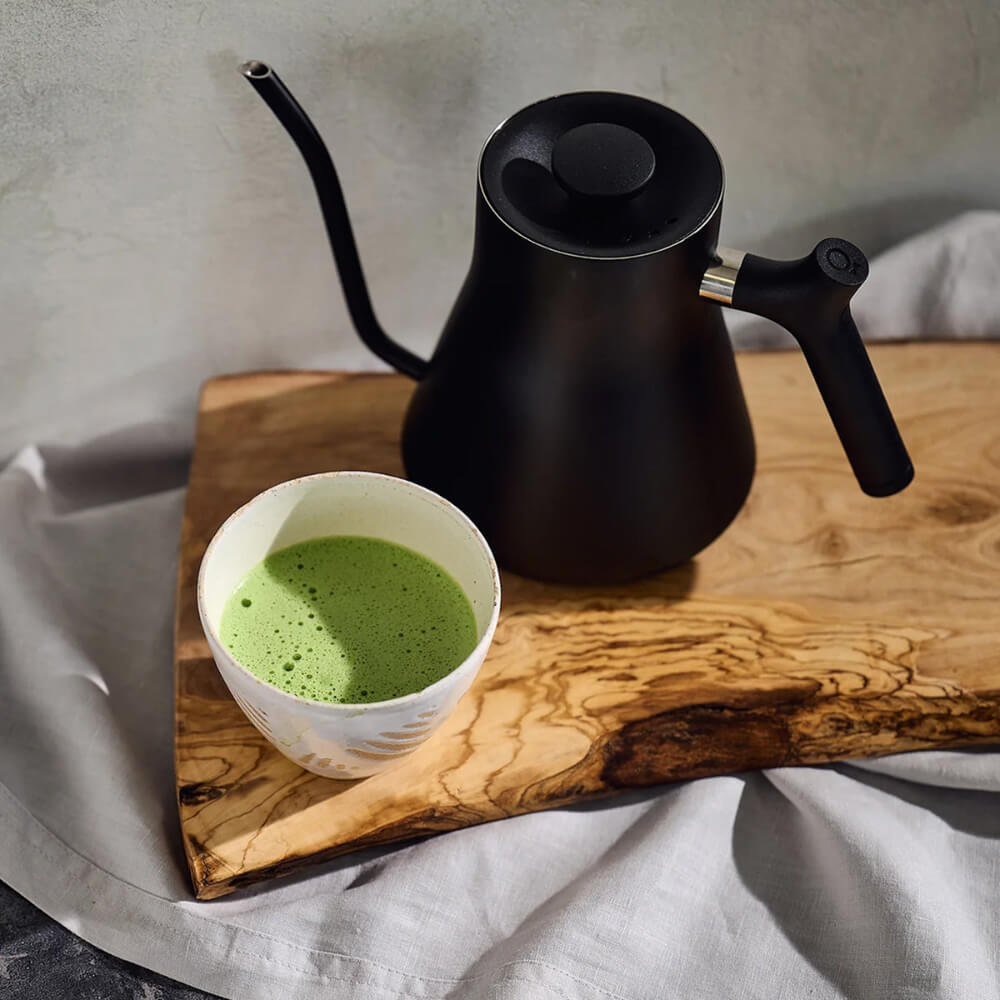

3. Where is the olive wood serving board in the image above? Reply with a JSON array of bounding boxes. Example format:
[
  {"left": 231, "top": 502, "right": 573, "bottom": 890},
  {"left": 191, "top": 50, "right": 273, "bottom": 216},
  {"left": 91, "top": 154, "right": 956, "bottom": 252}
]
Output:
[{"left": 175, "top": 343, "right": 1000, "bottom": 899}]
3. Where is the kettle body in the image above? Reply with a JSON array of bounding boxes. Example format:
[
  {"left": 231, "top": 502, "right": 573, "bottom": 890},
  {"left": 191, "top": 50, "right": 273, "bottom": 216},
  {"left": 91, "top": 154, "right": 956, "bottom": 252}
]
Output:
[
  {"left": 403, "top": 191, "right": 754, "bottom": 582},
  {"left": 241, "top": 65, "right": 913, "bottom": 584}
]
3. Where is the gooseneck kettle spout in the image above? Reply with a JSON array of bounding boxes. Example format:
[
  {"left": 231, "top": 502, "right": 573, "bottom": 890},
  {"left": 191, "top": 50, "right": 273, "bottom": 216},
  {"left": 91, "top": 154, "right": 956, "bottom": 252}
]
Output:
[{"left": 240, "top": 60, "right": 428, "bottom": 380}]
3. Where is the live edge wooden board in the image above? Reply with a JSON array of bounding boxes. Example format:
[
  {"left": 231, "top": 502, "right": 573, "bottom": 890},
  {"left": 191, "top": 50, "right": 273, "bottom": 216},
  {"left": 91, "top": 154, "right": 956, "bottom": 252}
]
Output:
[{"left": 175, "top": 343, "right": 1000, "bottom": 899}]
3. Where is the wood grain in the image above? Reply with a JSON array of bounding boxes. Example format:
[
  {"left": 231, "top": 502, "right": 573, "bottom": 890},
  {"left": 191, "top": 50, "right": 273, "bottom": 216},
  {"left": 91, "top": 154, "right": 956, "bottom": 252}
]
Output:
[{"left": 175, "top": 344, "right": 1000, "bottom": 899}]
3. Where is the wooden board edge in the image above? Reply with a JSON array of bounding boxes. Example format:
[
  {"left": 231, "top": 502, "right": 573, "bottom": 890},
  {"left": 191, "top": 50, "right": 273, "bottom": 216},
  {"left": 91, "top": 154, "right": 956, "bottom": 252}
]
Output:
[
  {"left": 189, "top": 726, "right": 1000, "bottom": 900},
  {"left": 196, "top": 369, "right": 398, "bottom": 412},
  {"left": 173, "top": 516, "right": 203, "bottom": 894}
]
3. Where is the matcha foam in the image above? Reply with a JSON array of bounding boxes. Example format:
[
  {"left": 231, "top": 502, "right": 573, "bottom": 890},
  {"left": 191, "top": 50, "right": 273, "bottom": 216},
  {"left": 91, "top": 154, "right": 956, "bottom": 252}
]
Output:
[{"left": 219, "top": 535, "right": 478, "bottom": 704}]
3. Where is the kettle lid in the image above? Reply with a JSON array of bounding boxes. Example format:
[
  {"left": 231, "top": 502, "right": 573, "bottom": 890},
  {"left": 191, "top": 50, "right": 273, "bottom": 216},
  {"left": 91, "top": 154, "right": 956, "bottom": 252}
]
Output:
[{"left": 479, "top": 92, "right": 723, "bottom": 258}]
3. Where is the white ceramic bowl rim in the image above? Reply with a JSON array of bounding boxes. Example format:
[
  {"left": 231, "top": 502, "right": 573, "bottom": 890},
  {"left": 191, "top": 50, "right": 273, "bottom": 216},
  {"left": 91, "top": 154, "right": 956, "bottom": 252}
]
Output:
[{"left": 197, "top": 471, "right": 502, "bottom": 714}]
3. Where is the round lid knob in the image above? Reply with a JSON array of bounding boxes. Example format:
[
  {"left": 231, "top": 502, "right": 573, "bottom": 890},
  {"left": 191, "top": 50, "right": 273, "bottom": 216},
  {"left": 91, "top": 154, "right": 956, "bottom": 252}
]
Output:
[{"left": 551, "top": 122, "right": 656, "bottom": 200}]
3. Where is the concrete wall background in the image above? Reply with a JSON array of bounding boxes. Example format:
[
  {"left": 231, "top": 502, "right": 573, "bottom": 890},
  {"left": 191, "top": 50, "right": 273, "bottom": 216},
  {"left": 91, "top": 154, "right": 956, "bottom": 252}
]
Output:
[{"left": 3, "top": 0, "right": 999, "bottom": 455}]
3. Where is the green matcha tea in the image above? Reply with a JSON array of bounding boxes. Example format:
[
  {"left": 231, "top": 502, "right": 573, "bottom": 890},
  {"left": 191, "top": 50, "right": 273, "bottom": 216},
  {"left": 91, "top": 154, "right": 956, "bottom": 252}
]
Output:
[{"left": 219, "top": 536, "right": 478, "bottom": 704}]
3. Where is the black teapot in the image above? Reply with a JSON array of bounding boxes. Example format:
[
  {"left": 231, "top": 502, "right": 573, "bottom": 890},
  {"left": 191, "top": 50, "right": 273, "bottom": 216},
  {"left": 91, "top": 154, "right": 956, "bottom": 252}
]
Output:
[{"left": 242, "top": 62, "right": 913, "bottom": 584}]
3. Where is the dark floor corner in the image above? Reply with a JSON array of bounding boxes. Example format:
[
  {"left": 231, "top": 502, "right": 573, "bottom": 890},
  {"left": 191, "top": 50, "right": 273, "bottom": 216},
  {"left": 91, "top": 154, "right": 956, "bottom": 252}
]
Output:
[{"left": 0, "top": 881, "right": 220, "bottom": 1000}]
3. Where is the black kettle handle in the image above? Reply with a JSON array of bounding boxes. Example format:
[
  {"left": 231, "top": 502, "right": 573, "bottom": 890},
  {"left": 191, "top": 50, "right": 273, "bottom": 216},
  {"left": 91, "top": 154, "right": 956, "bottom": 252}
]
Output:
[{"left": 705, "top": 238, "right": 914, "bottom": 497}]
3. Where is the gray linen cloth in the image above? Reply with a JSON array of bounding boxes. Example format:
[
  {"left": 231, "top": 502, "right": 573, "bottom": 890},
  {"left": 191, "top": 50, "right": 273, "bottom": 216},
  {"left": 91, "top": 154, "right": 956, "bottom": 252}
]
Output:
[{"left": 1, "top": 213, "right": 998, "bottom": 999}]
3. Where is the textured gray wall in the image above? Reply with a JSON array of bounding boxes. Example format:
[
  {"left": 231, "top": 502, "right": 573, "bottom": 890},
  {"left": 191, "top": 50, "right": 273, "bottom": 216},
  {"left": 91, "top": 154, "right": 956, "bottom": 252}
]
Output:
[{"left": 3, "top": 0, "right": 999, "bottom": 455}]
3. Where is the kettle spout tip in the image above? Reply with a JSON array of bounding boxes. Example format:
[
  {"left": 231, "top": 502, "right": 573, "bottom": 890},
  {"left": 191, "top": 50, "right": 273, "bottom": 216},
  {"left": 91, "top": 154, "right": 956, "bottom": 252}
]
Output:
[{"left": 241, "top": 60, "right": 272, "bottom": 80}]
